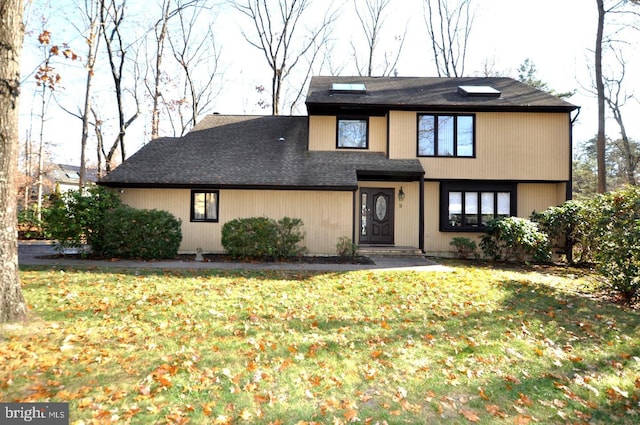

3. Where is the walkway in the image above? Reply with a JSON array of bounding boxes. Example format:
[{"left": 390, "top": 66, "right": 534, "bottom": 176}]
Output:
[{"left": 18, "top": 242, "right": 452, "bottom": 273}]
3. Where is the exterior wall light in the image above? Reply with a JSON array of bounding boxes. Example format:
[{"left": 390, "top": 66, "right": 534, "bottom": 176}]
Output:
[{"left": 398, "top": 186, "right": 405, "bottom": 202}]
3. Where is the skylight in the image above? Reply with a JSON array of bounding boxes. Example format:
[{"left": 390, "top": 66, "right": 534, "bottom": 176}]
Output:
[
  {"left": 331, "top": 83, "right": 367, "bottom": 94},
  {"left": 457, "top": 85, "right": 501, "bottom": 98}
]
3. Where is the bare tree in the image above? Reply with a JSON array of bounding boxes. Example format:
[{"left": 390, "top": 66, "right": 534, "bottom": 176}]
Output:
[
  {"left": 78, "top": 0, "right": 101, "bottom": 187},
  {"left": 231, "top": 0, "right": 335, "bottom": 115},
  {"left": 423, "top": 0, "right": 474, "bottom": 77},
  {"left": 595, "top": 0, "right": 607, "bottom": 193},
  {"left": 0, "top": 0, "right": 28, "bottom": 322},
  {"left": 603, "top": 50, "right": 637, "bottom": 185},
  {"left": 167, "top": 1, "right": 221, "bottom": 134},
  {"left": 352, "top": 0, "right": 406, "bottom": 77},
  {"left": 100, "top": 0, "right": 140, "bottom": 171}
]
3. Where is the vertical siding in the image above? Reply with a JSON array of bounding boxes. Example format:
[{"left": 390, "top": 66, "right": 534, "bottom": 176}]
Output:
[
  {"left": 356, "top": 182, "right": 419, "bottom": 247},
  {"left": 389, "top": 111, "right": 570, "bottom": 181},
  {"left": 120, "top": 188, "right": 353, "bottom": 255},
  {"left": 308, "top": 115, "right": 387, "bottom": 154},
  {"left": 422, "top": 182, "right": 567, "bottom": 257},
  {"left": 518, "top": 183, "right": 567, "bottom": 217},
  {"left": 308, "top": 116, "right": 336, "bottom": 151}
]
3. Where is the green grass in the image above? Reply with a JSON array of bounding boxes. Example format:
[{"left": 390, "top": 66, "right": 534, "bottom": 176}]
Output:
[{"left": 2, "top": 262, "right": 639, "bottom": 424}]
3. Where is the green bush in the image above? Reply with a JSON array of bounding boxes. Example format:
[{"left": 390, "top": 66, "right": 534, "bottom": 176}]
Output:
[
  {"left": 449, "top": 236, "right": 476, "bottom": 259},
  {"left": 480, "top": 217, "right": 551, "bottom": 263},
  {"left": 18, "top": 206, "right": 46, "bottom": 239},
  {"left": 336, "top": 236, "right": 358, "bottom": 259},
  {"left": 221, "top": 216, "right": 306, "bottom": 260},
  {"left": 585, "top": 186, "right": 640, "bottom": 304},
  {"left": 43, "top": 186, "right": 122, "bottom": 253},
  {"left": 532, "top": 200, "right": 593, "bottom": 264},
  {"left": 92, "top": 206, "right": 182, "bottom": 260}
]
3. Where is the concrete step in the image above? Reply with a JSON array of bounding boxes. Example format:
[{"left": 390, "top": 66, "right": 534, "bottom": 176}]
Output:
[{"left": 357, "top": 245, "right": 425, "bottom": 258}]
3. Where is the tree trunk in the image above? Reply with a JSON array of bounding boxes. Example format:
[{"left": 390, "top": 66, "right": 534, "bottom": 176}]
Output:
[
  {"left": 595, "top": 0, "right": 607, "bottom": 193},
  {"left": 0, "top": 0, "right": 28, "bottom": 322}
]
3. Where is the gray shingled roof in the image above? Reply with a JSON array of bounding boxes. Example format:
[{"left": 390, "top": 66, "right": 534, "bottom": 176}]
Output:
[
  {"left": 100, "top": 115, "right": 424, "bottom": 189},
  {"left": 306, "top": 76, "right": 578, "bottom": 113}
]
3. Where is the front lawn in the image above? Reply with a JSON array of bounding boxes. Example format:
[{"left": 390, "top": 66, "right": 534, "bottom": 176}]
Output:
[{"left": 2, "top": 263, "right": 639, "bottom": 424}]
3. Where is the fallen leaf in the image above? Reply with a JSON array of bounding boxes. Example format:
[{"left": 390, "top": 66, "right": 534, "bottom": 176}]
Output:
[{"left": 459, "top": 408, "right": 480, "bottom": 422}]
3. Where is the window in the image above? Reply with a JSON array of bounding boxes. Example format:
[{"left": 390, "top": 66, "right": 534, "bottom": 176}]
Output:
[
  {"left": 337, "top": 117, "right": 368, "bottom": 149},
  {"left": 418, "top": 114, "right": 474, "bottom": 157},
  {"left": 441, "top": 182, "right": 516, "bottom": 231},
  {"left": 191, "top": 190, "right": 219, "bottom": 222}
]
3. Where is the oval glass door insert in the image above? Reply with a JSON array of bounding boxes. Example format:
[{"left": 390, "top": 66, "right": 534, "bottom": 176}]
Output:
[{"left": 375, "top": 195, "right": 387, "bottom": 221}]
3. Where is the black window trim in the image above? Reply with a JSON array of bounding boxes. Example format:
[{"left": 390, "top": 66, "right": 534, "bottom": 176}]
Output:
[
  {"left": 190, "top": 189, "right": 219, "bottom": 223},
  {"left": 336, "top": 116, "right": 369, "bottom": 149},
  {"left": 440, "top": 181, "right": 517, "bottom": 232},
  {"left": 417, "top": 113, "right": 476, "bottom": 158}
]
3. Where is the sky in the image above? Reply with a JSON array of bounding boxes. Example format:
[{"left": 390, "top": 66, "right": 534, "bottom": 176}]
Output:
[{"left": 18, "top": 0, "right": 640, "bottom": 166}]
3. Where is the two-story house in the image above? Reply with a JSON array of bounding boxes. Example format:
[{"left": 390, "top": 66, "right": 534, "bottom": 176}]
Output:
[{"left": 99, "top": 76, "right": 578, "bottom": 256}]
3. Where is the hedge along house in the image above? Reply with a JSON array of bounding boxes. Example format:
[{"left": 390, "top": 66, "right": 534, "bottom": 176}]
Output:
[{"left": 99, "top": 76, "right": 578, "bottom": 256}]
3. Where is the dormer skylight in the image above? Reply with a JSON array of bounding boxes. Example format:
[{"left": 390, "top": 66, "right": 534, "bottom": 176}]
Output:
[
  {"left": 331, "top": 83, "right": 367, "bottom": 95},
  {"left": 457, "top": 85, "right": 501, "bottom": 98}
]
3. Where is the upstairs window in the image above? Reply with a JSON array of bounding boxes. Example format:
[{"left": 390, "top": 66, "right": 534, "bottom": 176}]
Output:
[
  {"left": 418, "top": 114, "right": 474, "bottom": 157},
  {"left": 191, "top": 190, "right": 219, "bottom": 222},
  {"left": 337, "top": 117, "right": 368, "bottom": 149}
]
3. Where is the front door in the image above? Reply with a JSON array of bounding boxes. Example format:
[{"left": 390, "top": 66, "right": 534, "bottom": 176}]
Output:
[{"left": 360, "top": 188, "right": 394, "bottom": 244}]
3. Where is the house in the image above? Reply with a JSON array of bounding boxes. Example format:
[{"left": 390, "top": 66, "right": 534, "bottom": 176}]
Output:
[
  {"left": 99, "top": 76, "right": 578, "bottom": 256},
  {"left": 50, "top": 164, "right": 97, "bottom": 193}
]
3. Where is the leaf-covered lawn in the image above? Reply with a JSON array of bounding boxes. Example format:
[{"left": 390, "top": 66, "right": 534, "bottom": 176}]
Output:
[{"left": 2, "top": 263, "right": 639, "bottom": 424}]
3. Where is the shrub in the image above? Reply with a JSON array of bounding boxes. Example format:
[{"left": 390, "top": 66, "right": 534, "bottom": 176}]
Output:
[
  {"left": 480, "top": 217, "right": 551, "bottom": 262},
  {"left": 92, "top": 206, "right": 182, "bottom": 260},
  {"left": 449, "top": 236, "right": 476, "bottom": 259},
  {"left": 222, "top": 216, "right": 306, "bottom": 260},
  {"left": 43, "top": 186, "right": 122, "bottom": 253},
  {"left": 18, "top": 206, "right": 46, "bottom": 239},
  {"left": 586, "top": 186, "right": 640, "bottom": 304},
  {"left": 532, "top": 200, "right": 593, "bottom": 264},
  {"left": 336, "top": 236, "right": 358, "bottom": 259}
]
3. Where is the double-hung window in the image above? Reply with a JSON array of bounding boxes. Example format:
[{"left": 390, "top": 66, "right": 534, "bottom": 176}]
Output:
[
  {"left": 191, "top": 190, "right": 219, "bottom": 222},
  {"left": 441, "top": 182, "right": 516, "bottom": 231},
  {"left": 337, "top": 117, "right": 368, "bottom": 149},
  {"left": 418, "top": 114, "right": 474, "bottom": 157}
]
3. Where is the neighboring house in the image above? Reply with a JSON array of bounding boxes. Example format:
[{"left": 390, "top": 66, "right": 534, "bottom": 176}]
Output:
[
  {"left": 50, "top": 164, "right": 97, "bottom": 193},
  {"left": 99, "top": 76, "right": 578, "bottom": 256}
]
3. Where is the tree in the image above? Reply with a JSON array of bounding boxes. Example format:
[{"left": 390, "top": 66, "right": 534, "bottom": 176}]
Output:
[
  {"left": 0, "top": 0, "right": 28, "bottom": 322},
  {"left": 352, "top": 0, "right": 406, "bottom": 77},
  {"left": 603, "top": 50, "right": 637, "bottom": 185},
  {"left": 231, "top": 0, "right": 335, "bottom": 115},
  {"left": 595, "top": 0, "right": 607, "bottom": 193},
  {"left": 517, "top": 58, "right": 575, "bottom": 98},
  {"left": 99, "top": 0, "right": 140, "bottom": 171},
  {"left": 167, "top": 0, "right": 221, "bottom": 135},
  {"left": 422, "top": 0, "right": 474, "bottom": 77}
]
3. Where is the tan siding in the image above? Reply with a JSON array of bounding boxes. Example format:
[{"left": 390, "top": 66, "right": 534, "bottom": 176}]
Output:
[
  {"left": 120, "top": 188, "right": 353, "bottom": 255},
  {"left": 308, "top": 115, "right": 387, "bottom": 153},
  {"left": 423, "top": 182, "right": 567, "bottom": 257},
  {"left": 518, "top": 183, "right": 566, "bottom": 217},
  {"left": 389, "top": 111, "right": 570, "bottom": 181},
  {"left": 368, "top": 116, "right": 387, "bottom": 153},
  {"left": 308, "top": 116, "right": 336, "bottom": 151},
  {"left": 388, "top": 111, "right": 417, "bottom": 158},
  {"left": 356, "top": 182, "right": 419, "bottom": 247}
]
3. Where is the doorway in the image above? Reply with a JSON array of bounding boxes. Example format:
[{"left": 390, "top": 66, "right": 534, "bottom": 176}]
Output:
[{"left": 359, "top": 187, "right": 394, "bottom": 244}]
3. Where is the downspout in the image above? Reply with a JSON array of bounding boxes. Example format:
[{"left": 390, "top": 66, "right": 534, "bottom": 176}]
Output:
[
  {"left": 419, "top": 175, "right": 425, "bottom": 252},
  {"left": 567, "top": 107, "right": 581, "bottom": 201},
  {"left": 352, "top": 189, "right": 357, "bottom": 245}
]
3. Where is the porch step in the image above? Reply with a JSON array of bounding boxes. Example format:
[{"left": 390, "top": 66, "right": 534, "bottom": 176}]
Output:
[{"left": 357, "top": 245, "right": 425, "bottom": 258}]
